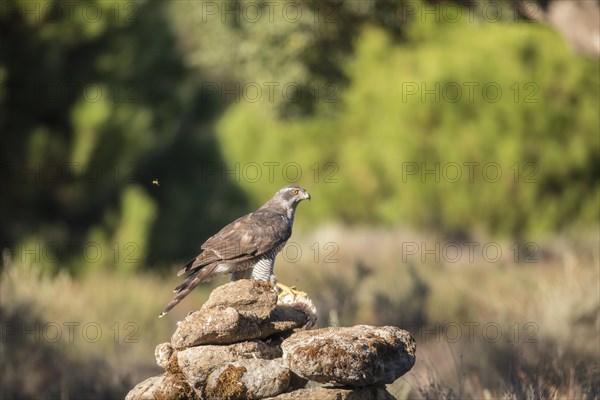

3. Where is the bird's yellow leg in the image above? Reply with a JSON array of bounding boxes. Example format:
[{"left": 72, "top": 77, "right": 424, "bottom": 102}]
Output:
[{"left": 276, "top": 282, "right": 307, "bottom": 300}]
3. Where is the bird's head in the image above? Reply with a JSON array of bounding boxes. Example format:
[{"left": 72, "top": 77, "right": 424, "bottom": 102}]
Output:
[
  {"left": 266, "top": 185, "right": 310, "bottom": 216},
  {"left": 278, "top": 185, "right": 310, "bottom": 204}
]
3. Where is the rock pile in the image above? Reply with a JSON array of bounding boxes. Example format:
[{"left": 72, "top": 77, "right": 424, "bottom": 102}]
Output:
[{"left": 126, "top": 280, "right": 416, "bottom": 400}]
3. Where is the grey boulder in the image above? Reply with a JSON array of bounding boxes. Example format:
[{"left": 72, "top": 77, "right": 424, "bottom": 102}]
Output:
[
  {"left": 281, "top": 325, "right": 416, "bottom": 386},
  {"left": 267, "top": 386, "right": 395, "bottom": 400},
  {"left": 124, "top": 373, "right": 197, "bottom": 400},
  {"left": 203, "top": 358, "right": 292, "bottom": 400},
  {"left": 177, "top": 340, "right": 281, "bottom": 389}
]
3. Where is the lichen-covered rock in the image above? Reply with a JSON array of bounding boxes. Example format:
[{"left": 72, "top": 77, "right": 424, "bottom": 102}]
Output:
[
  {"left": 177, "top": 340, "right": 281, "bottom": 388},
  {"left": 124, "top": 373, "right": 197, "bottom": 400},
  {"left": 171, "top": 306, "right": 261, "bottom": 349},
  {"left": 281, "top": 325, "right": 416, "bottom": 386},
  {"left": 127, "top": 281, "right": 416, "bottom": 400},
  {"left": 200, "top": 279, "right": 277, "bottom": 320},
  {"left": 287, "top": 369, "right": 309, "bottom": 392},
  {"left": 171, "top": 304, "right": 309, "bottom": 350},
  {"left": 267, "top": 386, "right": 395, "bottom": 400},
  {"left": 204, "top": 358, "right": 291, "bottom": 400},
  {"left": 155, "top": 342, "right": 179, "bottom": 373},
  {"left": 259, "top": 305, "right": 309, "bottom": 338}
]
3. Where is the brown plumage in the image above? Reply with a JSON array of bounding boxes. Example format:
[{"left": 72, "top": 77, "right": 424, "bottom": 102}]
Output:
[{"left": 159, "top": 185, "right": 310, "bottom": 317}]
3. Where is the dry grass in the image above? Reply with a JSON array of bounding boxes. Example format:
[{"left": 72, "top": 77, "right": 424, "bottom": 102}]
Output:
[
  {"left": 276, "top": 226, "right": 600, "bottom": 399},
  {"left": 1, "top": 226, "right": 598, "bottom": 399},
  {"left": 0, "top": 252, "right": 221, "bottom": 399}
]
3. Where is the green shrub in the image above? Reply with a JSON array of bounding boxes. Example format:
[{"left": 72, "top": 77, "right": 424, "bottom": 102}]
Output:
[{"left": 217, "top": 20, "right": 599, "bottom": 238}]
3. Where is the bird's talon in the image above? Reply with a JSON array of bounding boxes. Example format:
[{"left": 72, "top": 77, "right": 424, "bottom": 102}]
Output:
[{"left": 276, "top": 282, "right": 307, "bottom": 300}]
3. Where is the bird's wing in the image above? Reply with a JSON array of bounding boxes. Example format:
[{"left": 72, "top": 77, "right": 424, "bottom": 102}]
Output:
[
  {"left": 176, "top": 209, "right": 291, "bottom": 277},
  {"left": 203, "top": 209, "right": 291, "bottom": 259},
  {"left": 160, "top": 209, "right": 292, "bottom": 318}
]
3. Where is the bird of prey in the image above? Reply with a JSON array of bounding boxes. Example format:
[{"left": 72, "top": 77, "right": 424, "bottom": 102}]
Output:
[{"left": 159, "top": 185, "right": 311, "bottom": 317}]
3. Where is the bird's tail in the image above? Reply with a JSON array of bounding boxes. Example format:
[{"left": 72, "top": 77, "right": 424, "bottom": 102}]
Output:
[{"left": 159, "top": 263, "right": 218, "bottom": 318}]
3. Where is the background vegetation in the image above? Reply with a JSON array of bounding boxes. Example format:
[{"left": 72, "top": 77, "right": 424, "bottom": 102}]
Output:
[{"left": 1, "top": 0, "right": 598, "bottom": 398}]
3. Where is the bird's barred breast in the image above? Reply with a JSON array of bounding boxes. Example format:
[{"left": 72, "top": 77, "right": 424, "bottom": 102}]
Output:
[{"left": 250, "top": 241, "right": 287, "bottom": 280}]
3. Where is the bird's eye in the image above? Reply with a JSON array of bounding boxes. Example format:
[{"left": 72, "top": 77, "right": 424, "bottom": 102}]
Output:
[{"left": 292, "top": 189, "right": 299, "bottom": 195}]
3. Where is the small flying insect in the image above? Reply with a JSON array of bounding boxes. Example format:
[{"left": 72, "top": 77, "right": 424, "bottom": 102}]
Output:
[{"left": 152, "top": 179, "right": 160, "bottom": 187}]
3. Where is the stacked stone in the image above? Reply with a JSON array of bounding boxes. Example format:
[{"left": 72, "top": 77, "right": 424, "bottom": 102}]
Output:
[{"left": 126, "top": 280, "right": 416, "bottom": 400}]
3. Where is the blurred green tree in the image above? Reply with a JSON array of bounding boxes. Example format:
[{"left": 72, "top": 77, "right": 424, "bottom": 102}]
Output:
[
  {"left": 0, "top": 0, "right": 248, "bottom": 272},
  {"left": 169, "top": 0, "right": 415, "bottom": 117},
  {"left": 1, "top": 0, "right": 598, "bottom": 272},
  {"left": 214, "top": 19, "right": 599, "bottom": 239}
]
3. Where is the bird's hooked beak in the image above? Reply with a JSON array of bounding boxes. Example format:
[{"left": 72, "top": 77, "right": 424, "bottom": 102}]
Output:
[{"left": 303, "top": 190, "right": 311, "bottom": 201}]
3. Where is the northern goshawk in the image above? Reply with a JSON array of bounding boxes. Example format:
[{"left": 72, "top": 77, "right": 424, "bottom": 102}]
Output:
[{"left": 159, "top": 185, "right": 310, "bottom": 317}]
